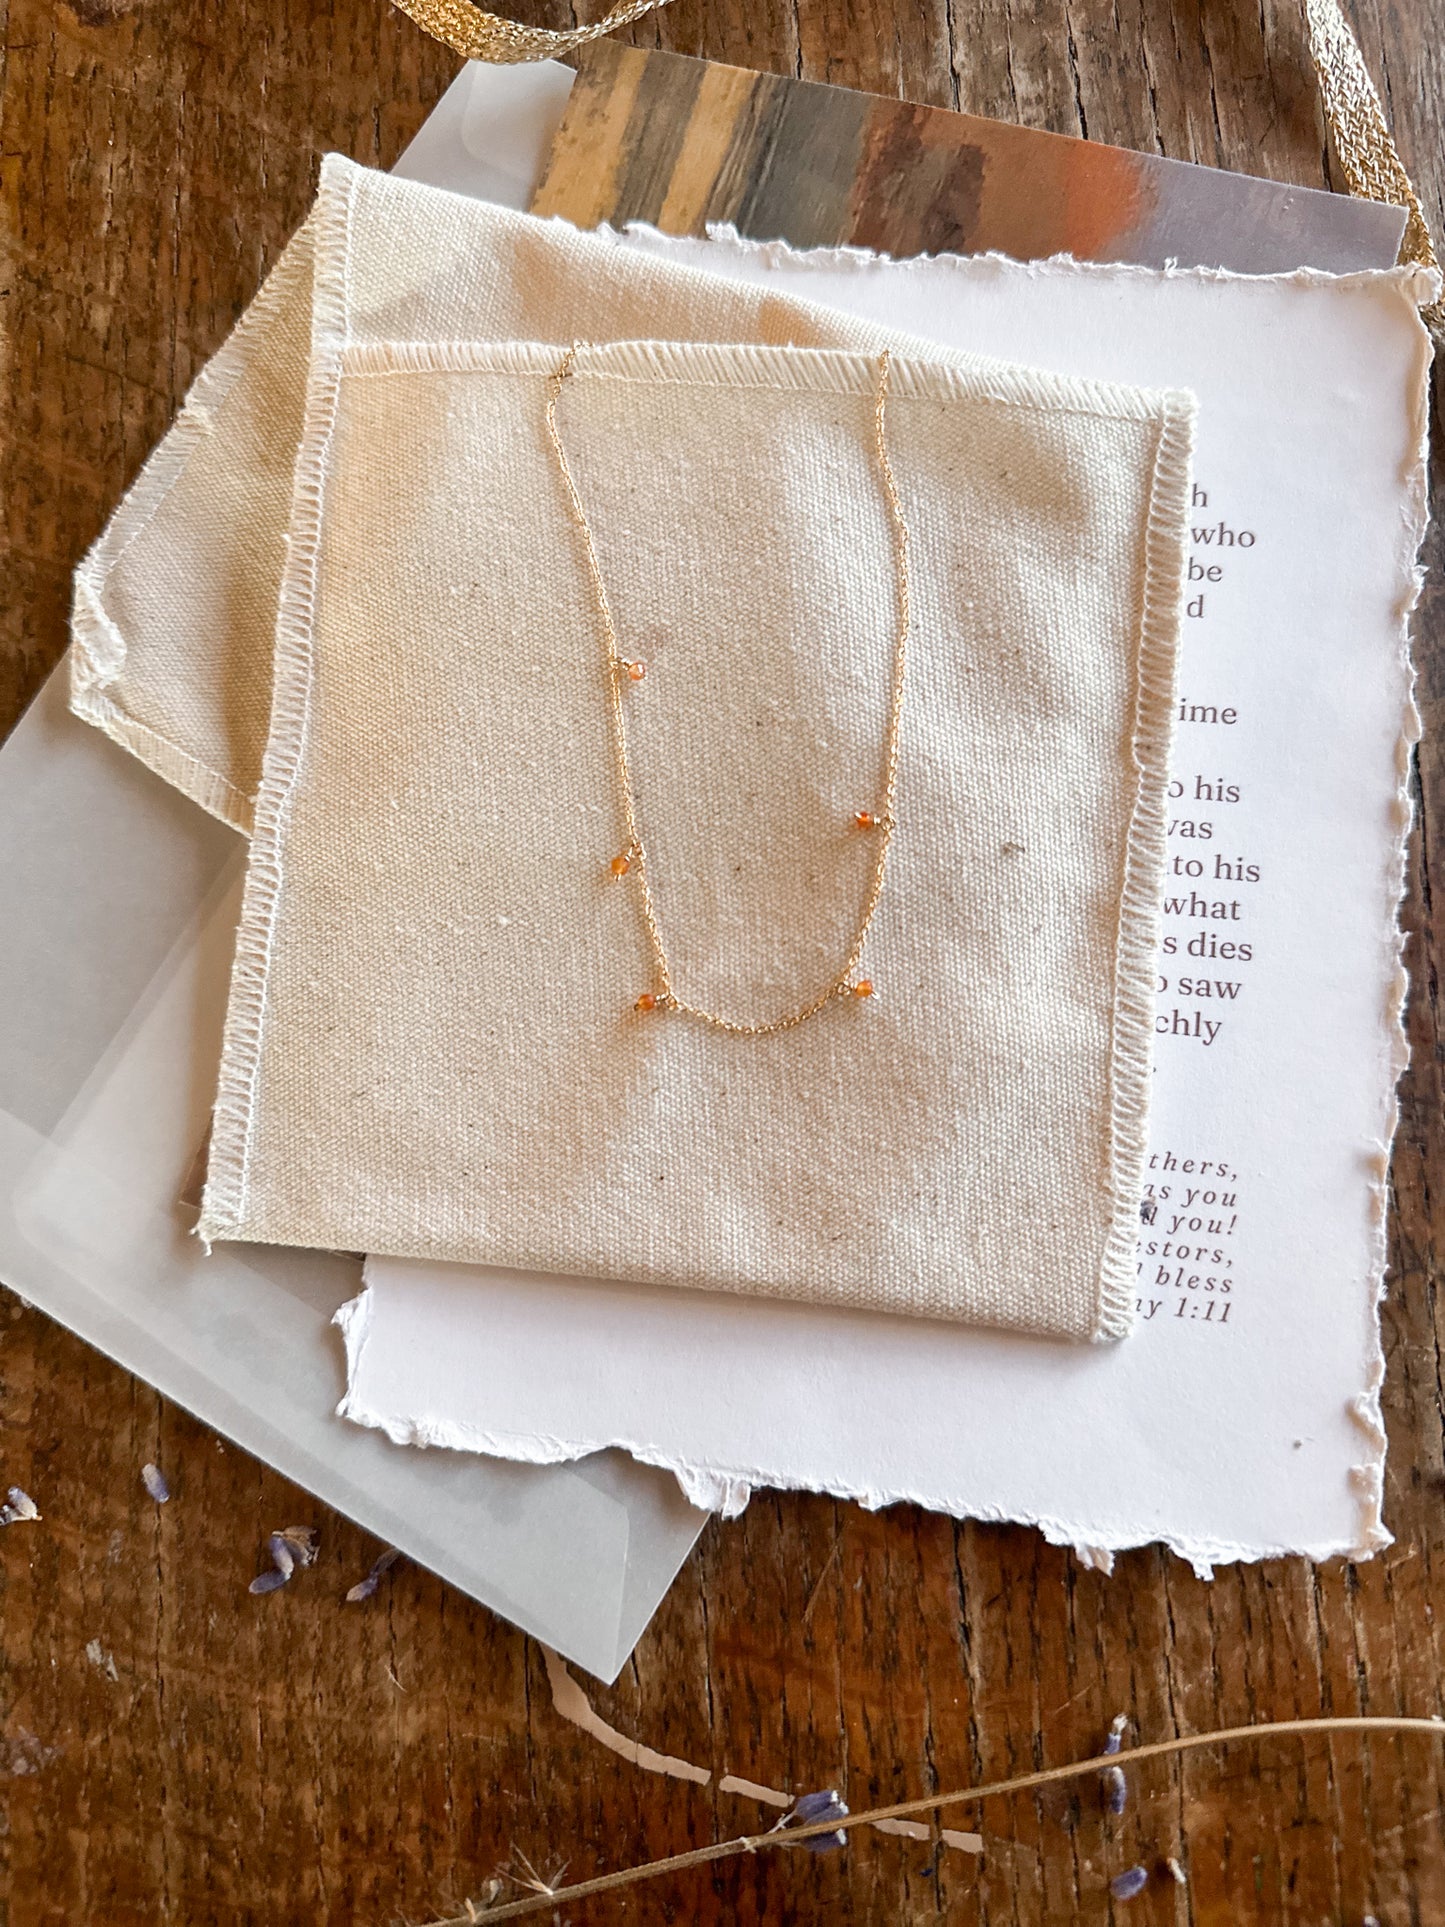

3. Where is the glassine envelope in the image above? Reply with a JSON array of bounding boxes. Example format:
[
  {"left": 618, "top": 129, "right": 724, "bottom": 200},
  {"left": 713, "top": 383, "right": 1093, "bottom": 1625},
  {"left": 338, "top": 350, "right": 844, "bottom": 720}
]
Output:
[{"left": 0, "top": 673, "right": 707, "bottom": 1682}]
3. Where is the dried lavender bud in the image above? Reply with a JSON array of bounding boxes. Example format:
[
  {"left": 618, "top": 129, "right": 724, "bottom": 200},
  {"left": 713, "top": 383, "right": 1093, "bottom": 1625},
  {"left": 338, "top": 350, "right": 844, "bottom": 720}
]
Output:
[
  {"left": 1103, "top": 1713, "right": 1128, "bottom": 1755},
  {"left": 1110, "top": 1866, "right": 1149, "bottom": 1901},
  {"left": 264, "top": 1534, "right": 297, "bottom": 1580},
  {"left": 141, "top": 1463, "right": 170, "bottom": 1504},
  {"left": 791, "top": 1791, "right": 846, "bottom": 1824},
  {"left": 346, "top": 1546, "right": 400, "bottom": 1603},
  {"left": 1139, "top": 1197, "right": 1158, "bottom": 1225},
  {"left": 1, "top": 1487, "right": 39, "bottom": 1525},
  {"left": 250, "top": 1522, "right": 319, "bottom": 1594},
  {"left": 1102, "top": 1764, "right": 1127, "bottom": 1814},
  {"left": 787, "top": 1789, "right": 849, "bottom": 1852}
]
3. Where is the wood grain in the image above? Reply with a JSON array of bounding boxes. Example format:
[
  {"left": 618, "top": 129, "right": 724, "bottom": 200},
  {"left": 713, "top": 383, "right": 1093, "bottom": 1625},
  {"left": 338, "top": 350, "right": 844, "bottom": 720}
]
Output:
[{"left": 2, "top": 1, "right": 1444, "bottom": 1922}]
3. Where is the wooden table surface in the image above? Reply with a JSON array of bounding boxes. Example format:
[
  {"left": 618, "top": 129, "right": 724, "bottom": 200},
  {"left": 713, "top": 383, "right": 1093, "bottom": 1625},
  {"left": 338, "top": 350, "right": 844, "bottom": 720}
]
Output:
[{"left": 3, "top": 1, "right": 1444, "bottom": 1920}]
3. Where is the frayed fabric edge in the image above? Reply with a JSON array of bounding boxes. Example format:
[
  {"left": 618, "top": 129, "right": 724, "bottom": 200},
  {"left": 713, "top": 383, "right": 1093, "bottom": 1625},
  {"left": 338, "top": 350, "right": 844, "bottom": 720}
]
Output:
[
  {"left": 1094, "top": 389, "right": 1193, "bottom": 1343},
  {"left": 340, "top": 331, "right": 1189, "bottom": 431},
  {"left": 194, "top": 158, "right": 358, "bottom": 1249},
  {"left": 66, "top": 221, "right": 317, "bottom": 836},
  {"left": 66, "top": 669, "right": 253, "bottom": 833}
]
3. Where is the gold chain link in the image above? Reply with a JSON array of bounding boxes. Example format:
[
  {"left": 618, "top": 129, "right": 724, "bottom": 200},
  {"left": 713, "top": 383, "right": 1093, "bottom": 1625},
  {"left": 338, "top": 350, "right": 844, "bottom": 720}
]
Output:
[{"left": 544, "top": 345, "right": 912, "bottom": 1035}]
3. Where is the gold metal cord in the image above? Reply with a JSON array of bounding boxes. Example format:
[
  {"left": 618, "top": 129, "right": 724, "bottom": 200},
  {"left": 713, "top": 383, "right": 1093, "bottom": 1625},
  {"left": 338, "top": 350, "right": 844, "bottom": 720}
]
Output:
[
  {"left": 544, "top": 345, "right": 912, "bottom": 1036},
  {"left": 1303, "top": 0, "right": 1441, "bottom": 333},
  {"left": 388, "top": 0, "right": 670, "bottom": 62}
]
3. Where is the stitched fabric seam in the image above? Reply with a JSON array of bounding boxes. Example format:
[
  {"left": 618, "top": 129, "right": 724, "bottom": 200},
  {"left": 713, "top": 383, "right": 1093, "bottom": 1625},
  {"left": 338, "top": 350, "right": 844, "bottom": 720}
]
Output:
[
  {"left": 68, "top": 683, "right": 253, "bottom": 830},
  {"left": 337, "top": 335, "right": 1188, "bottom": 427},
  {"left": 196, "top": 161, "right": 356, "bottom": 1243},
  {"left": 1093, "top": 389, "right": 1196, "bottom": 1342}
]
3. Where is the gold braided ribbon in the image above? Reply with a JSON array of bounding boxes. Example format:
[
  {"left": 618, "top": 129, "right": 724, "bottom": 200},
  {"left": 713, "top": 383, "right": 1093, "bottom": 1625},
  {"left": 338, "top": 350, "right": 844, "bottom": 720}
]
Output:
[
  {"left": 390, "top": 0, "right": 1438, "bottom": 326},
  {"left": 1303, "top": 0, "right": 1441, "bottom": 329},
  {"left": 388, "top": 0, "right": 671, "bottom": 63}
]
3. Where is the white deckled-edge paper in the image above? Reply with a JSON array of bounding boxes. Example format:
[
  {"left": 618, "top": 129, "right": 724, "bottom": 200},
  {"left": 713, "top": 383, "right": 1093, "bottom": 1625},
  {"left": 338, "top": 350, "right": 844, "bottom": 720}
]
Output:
[{"left": 340, "top": 63, "right": 1433, "bottom": 1572}]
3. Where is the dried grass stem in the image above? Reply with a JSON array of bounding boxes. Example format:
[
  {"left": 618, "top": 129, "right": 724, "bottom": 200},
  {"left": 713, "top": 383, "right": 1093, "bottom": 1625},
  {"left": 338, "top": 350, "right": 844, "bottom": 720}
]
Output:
[{"left": 422, "top": 1714, "right": 1445, "bottom": 1923}]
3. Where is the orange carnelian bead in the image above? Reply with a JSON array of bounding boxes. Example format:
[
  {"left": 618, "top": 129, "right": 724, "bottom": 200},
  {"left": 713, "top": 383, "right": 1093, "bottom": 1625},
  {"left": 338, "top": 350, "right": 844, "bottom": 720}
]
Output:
[
  {"left": 610, "top": 854, "right": 631, "bottom": 877},
  {"left": 853, "top": 810, "right": 878, "bottom": 830},
  {"left": 634, "top": 991, "right": 658, "bottom": 1013},
  {"left": 852, "top": 979, "right": 875, "bottom": 999},
  {"left": 625, "top": 659, "right": 647, "bottom": 682}
]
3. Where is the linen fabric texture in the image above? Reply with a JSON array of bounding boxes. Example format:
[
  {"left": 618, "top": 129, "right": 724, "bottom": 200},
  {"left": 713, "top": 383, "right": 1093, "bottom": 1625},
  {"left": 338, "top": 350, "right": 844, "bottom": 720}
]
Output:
[{"left": 70, "top": 156, "right": 1195, "bottom": 1340}]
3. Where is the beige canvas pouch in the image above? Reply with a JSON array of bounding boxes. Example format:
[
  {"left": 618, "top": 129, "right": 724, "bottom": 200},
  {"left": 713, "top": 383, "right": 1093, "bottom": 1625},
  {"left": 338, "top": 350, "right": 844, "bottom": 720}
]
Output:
[
  {"left": 72, "top": 159, "right": 1001, "bottom": 830},
  {"left": 70, "top": 157, "right": 1194, "bottom": 1337}
]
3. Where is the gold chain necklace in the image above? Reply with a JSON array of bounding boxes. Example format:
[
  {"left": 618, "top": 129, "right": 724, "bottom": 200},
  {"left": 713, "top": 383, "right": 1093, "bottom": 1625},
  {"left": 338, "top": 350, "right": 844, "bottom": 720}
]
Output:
[{"left": 544, "top": 343, "right": 912, "bottom": 1037}]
